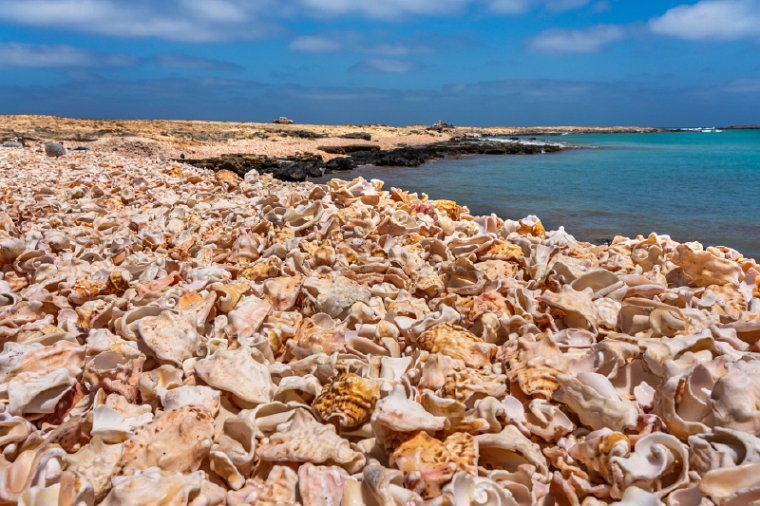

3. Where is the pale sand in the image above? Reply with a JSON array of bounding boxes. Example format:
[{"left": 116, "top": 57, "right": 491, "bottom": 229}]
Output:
[{"left": 0, "top": 115, "right": 658, "bottom": 161}]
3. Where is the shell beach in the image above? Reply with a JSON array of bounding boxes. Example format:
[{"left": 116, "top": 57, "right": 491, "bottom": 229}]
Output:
[{"left": 1, "top": 143, "right": 759, "bottom": 506}]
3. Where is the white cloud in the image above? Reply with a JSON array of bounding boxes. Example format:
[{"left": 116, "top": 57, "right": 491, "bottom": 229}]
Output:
[
  {"left": 528, "top": 24, "right": 625, "bottom": 53},
  {"left": 350, "top": 58, "right": 423, "bottom": 73},
  {"left": 297, "top": 0, "right": 471, "bottom": 19},
  {"left": 649, "top": 0, "right": 760, "bottom": 40},
  {"left": 289, "top": 35, "right": 343, "bottom": 53},
  {"left": 0, "top": 42, "right": 134, "bottom": 68},
  {"left": 0, "top": 0, "right": 599, "bottom": 43},
  {"left": 0, "top": 0, "right": 274, "bottom": 42},
  {"left": 487, "top": 0, "right": 532, "bottom": 13},
  {"left": 487, "top": 0, "right": 590, "bottom": 13}
]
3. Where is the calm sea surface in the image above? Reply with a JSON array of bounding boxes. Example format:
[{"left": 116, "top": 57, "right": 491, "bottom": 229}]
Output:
[{"left": 319, "top": 130, "right": 760, "bottom": 259}]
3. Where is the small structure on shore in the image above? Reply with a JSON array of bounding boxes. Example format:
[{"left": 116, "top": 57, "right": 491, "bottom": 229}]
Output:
[
  {"left": 428, "top": 120, "right": 455, "bottom": 132},
  {"left": 273, "top": 116, "right": 294, "bottom": 124}
]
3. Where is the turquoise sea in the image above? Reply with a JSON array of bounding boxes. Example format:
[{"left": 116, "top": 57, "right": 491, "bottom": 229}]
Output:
[{"left": 331, "top": 130, "right": 760, "bottom": 260}]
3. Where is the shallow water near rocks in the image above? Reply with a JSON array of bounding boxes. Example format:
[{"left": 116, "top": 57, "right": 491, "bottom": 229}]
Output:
[{"left": 320, "top": 129, "right": 760, "bottom": 259}]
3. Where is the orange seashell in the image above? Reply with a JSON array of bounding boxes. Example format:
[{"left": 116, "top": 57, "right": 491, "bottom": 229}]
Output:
[
  {"left": 479, "top": 240, "right": 525, "bottom": 261},
  {"left": 417, "top": 323, "right": 495, "bottom": 368},
  {"left": 215, "top": 169, "right": 241, "bottom": 187},
  {"left": 239, "top": 257, "right": 281, "bottom": 282},
  {"left": 313, "top": 372, "right": 380, "bottom": 430},
  {"left": 443, "top": 432, "right": 478, "bottom": 475},
  {"left": 389, "top": 431, "right": 456, "bottom": 498},
  {"left": 433, "top": 199, "right": 465, "bottom": 220}
]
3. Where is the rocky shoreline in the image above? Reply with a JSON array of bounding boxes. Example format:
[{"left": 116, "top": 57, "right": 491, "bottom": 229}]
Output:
[{"left": 180, "top": 138, "right": 564, "bottom": 181}]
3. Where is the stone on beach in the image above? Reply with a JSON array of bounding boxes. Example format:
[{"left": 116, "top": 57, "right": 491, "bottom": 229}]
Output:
[{"left": 44, "top": 141, "right": 66, "bottom": 157}]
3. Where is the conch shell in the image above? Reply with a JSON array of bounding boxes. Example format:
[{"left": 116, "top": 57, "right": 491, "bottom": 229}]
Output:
[
  {"left": 553, "top": 372, "right": 638, "bottom": 431},
  {"left": 417, "top": 323, "right": 495, "bottom": 368},
  {"left": 114, "top": 406, "right": 214, "bottom": 475},
  {"left": 256, "top": 409, "right": 365, "bottom": 473},
  {"left": 313, "top": 372, "right": 380, "bottom": 429},
  {"left": 194, "top": 346, "right": 273, "bottom": 406}
]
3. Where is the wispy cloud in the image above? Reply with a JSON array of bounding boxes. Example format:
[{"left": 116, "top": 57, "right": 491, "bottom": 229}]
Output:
[
  {"left": 0, "top": 0, "right": 275, "bottom": 42},
  {"left": 0, "top": 43, "right": 136, "bottom": 68},
  {"left": 724, "top": 78, "right": 760, "bottom": 93},
  {"left": 288, "top": 32, "right": 435, "bottom": 56},
  {"left": 349, "top": 58, "right": 424, "bottom": 73},
  {"left": 289, "top": 35, "right": 343, "bottom": 53},
  {"left": 528, "top": 24, "right": 626, "bottom": 53},
  {"left": 296, "top": 0, "right": 471, "bottom": 19},
  {"left": 487, "top": 0, "right": 591, "bottom": 13},
  {"left": 649, "top": 0, "right": 760, "bottom": 40},
  {"left": 0, "top": 0, "right": 601, "bottom": 42},
  {"left": 153, "top": 54, "right": 243, "bottom": 72}
]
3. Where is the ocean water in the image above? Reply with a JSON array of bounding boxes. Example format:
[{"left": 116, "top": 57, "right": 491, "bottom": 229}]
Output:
[{"left": 319, "top": 129, "right": 760, "bottom": 259}]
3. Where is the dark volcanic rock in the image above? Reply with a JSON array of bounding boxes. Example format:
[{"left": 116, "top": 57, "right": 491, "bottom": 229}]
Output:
[
  {"left": 338, "top": 132, "right": 372, "bottom": 141},
  {"left": 273, "top": 129, "right": 327, "bottom": 139},
  {"left": 318, "top": 144, "right": 381, "bottom": 154},
  {"left": 348, "top": 139, "right": 561, "bottom": 168},
  {"left": 179, "top": 138, "right": 560, "bottom": 182},
  {"left": 1, "top": 141, "right": 22, "bottom": 148},
  {"left": 180, "top": 153, "right": 324, "bottom": 182},
  {"left": 324, "top": 157, "right": 356, "bottom": 173}
]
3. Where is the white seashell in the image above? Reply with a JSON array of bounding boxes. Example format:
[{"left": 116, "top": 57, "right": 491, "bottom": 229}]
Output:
[
  {"left": 226, "top": 295, "right": 271, "bottom": 337},
  {"left": 137, "top": 364, "right": 183, "bottom": 406},
  {"left": 63, "top": 437, "right": 124, "bottom": 500},
  {"left": 136, "top": 310, "right": 199, "bottom": 365},
  {"left": 689, "top": 427, "right": 760, "bottom": 474},
  {"left": 442, "top": 471, "right": 518, "bottom": 506},
  {"left": 710, "top": 360, "right": 760, "bottom": 435},
  {"left": 7, "top": 367, "right": 76, "bottom": 415},
  {"left": 209, "top": 412, "right": 257, "bottom": 489},
  {"left": 476, "top": 425, "right": 549, "bottom": 479},
  {"left": 361, "top": 463, "right": 423, "bottom": 506},
  {"left": 161, "top": 385, "right": 221, "bottom": 415},
  {"left": 0, "top": 444, "right": 66, "bottom": 504},
  {"left": 100, "top": 467, "right": 206, "bottom": 506},
  {"left": 610, "top": 432, "right": 690, "bottom": 498},
  {"left": 303, "top": 276, "right": 371, "bottom": 319},
  {"left": 699, "top": 461, "right": 760, "bottom": 505},
  {"left": 609, "top": 486, "right": 664, "bottom": 506},
  {"left": 297, "top": 463, "right": 350, "bottom": 506},
  {"left": 91, "top": 396, "right": 153, "bottom": 443},
  {"left": 553, "top": 372, "right": 638, "bottom": 431},
  {"left": 18, "top": 471, "right": 95, "bottom": 506},
  {"left": 195, "top": 346, "right": 273, "bottom": 406},
  {"left": 256, "top": 409, "right": 365, "bottom": 473},
  {"left": 523, "top": 399, "right": 574, "bottom": 442},
  {"left": 371, "top": 384, "right": 448, "bottom": 444}
]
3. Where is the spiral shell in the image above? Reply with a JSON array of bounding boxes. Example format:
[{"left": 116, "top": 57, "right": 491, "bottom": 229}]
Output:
[{"left": 313, "top": 372, "right": 380, "bottom": 429}]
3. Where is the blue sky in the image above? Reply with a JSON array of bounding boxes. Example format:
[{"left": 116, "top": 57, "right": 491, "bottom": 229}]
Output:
[{"left": 1, "top": 0, "right": 759, "bottom": 125}]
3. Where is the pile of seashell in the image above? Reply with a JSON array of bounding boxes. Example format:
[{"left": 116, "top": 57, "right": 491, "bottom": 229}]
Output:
[{"left": 1, "top": 148, "right": 759, "bottom": 505}]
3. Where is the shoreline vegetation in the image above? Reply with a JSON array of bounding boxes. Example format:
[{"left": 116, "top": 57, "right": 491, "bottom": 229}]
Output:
[{"left": 1, "top": 115, "right": 657, "bottom": 181}]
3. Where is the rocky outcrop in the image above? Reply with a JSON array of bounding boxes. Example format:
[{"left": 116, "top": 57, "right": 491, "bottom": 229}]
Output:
[
  {"left": 346, "top": 138, "right": 562, "bottom": 168},
  {"left": 179, "top": 153, "right": 325, "bottom": 182},
  {"left": 338, "top": 132, "right": 372, "bottom": 141},
  {"left": 318, "top": 144, "right": 381, "bottom": 154},
  {"left": 181, "top": 138, "right": 561, "bottom": 181}
]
